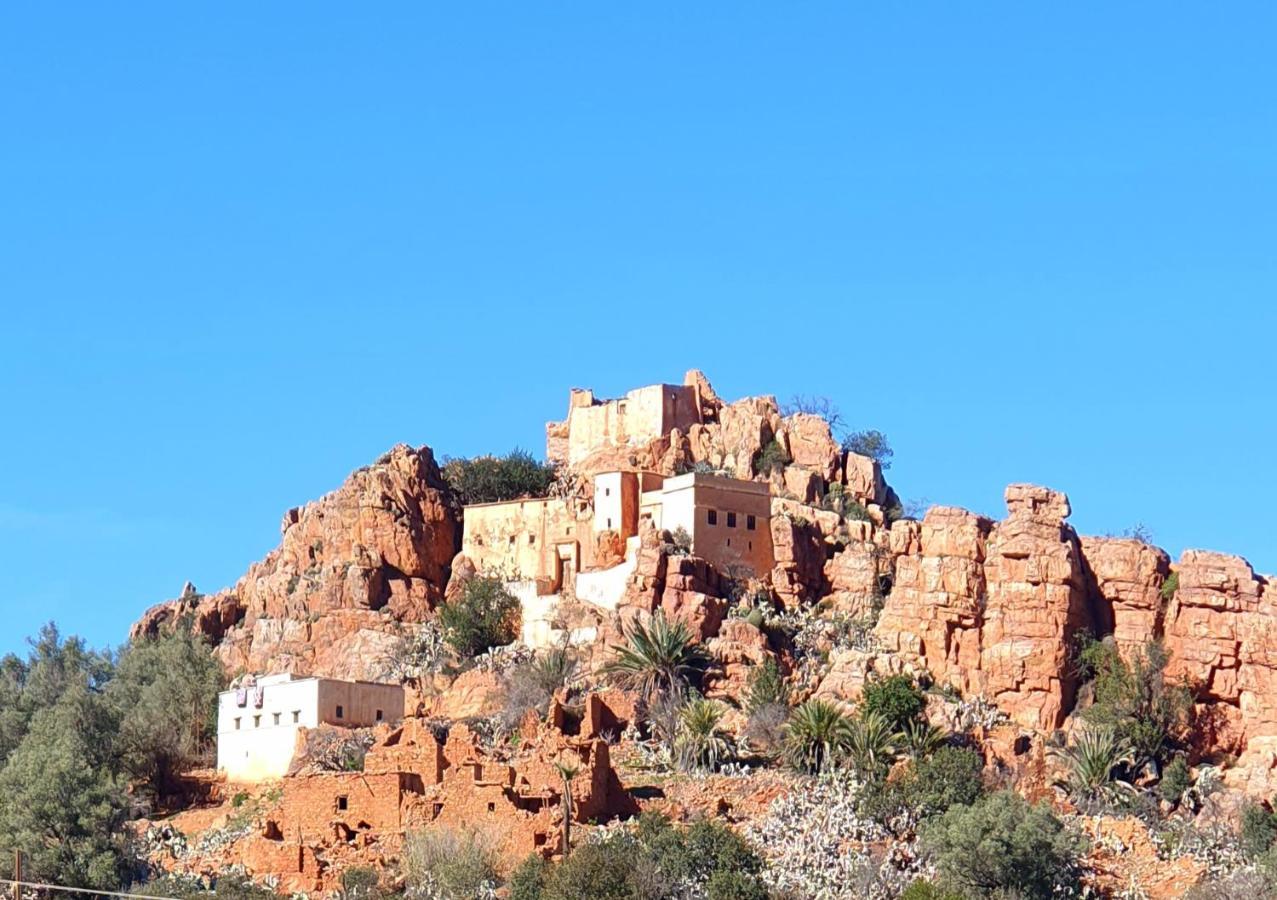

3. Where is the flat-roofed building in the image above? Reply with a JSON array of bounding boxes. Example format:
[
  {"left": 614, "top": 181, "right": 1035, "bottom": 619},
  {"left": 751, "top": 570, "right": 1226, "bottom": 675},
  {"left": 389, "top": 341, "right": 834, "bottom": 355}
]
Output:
[{"left": 216, "top": 674, "right": 405, "bottom": 782}]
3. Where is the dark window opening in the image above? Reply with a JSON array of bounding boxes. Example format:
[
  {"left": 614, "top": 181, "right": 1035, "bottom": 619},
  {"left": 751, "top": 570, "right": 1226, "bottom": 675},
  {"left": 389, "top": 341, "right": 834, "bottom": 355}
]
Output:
[
  {"left": 606, "top": 517, "right": 612, "bottom": 529},
  {"left": 292, "top": 710, "right": 300, "bottom": 723},
  {"left": 707, "top": 509, "right": 717, "bottom": 526},
  {"left": 336, "top": 796, "right": 349, "bottom": 811},
  {"left": 375, "top": 709, "right": 384, "bottom": 722},
  {"left": 726, "top": 512, "right": 737, "bottom": 528},
  {"left": 528, "top": 534, "right": 535, "bottom": 545},
  {"left": 487, "top": 802, "right": 496, "bottom": 813},
  {"left": 273, "top": 712, "right": 281, "bottom": 725},
  {"left": 432, "top": 803, "right": 444, "bottom": 820},
  {"left": 746, "top": 515, "right": 756, "bottom": 531},
  {"left": 335, "top": 705, "right": 344, "bottom": 720}
]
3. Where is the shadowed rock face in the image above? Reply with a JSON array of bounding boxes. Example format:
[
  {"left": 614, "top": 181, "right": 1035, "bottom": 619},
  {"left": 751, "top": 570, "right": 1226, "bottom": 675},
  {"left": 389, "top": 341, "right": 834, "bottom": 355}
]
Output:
[{"left": 132, "top": 443, "right": 461, "bottom": 679}]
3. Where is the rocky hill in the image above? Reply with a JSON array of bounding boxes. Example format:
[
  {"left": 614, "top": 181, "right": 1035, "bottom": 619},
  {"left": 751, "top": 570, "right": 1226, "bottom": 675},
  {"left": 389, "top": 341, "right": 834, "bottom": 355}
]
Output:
[{"left": 132, "top": 370, "right": 1277, "bottom": 898}]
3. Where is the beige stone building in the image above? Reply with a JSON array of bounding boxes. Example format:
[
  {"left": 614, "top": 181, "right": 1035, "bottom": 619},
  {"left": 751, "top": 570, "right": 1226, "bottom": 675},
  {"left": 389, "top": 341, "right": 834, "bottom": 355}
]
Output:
[
  {"left": 546, "top": 382, "right": 707, "bottom": 467},
  {"left": 460, "top": 469, "right": 773, "bottom": 648}
]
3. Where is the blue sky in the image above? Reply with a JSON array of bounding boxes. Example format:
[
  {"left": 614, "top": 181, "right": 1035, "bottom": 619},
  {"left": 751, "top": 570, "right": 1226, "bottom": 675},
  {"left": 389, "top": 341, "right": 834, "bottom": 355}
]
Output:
[{"left": 1, "top": 4, "right": 1274, "bottom": 656}]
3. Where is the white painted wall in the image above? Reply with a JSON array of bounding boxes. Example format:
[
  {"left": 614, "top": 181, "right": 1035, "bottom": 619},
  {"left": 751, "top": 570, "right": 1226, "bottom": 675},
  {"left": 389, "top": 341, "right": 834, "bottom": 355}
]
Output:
[{"left": 217, "top": 675, "right": 319, "bottom": 782}]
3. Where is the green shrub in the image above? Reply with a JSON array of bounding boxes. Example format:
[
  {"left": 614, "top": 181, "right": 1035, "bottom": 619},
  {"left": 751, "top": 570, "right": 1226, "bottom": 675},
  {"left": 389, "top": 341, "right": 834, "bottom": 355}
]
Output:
[
  {"left": 1240, "top": 801, "right": 1277, "bottom": 859},
  {"left": 707, "top": 870, "right": 770, "bottom": 900},
  {"left": 899, "top": 880, "right": 964, "bottom": 900},
  {"left": 1052, "top": 726, "right": 1134, "bottom": 813},
  {"left": 508, "top": 855, "right": 549, "bottom": 900},
  {"left": 1075, "top": 635, "right": 1192, "bottom": 767},
  {"left": 847, "top": 709, "right": 900, "bottom": 778},
  {"left": 860, "top": 674, "right": 925, "bottom": 731},
  {"left": 903, "top": 745, "right": 986, "bottom": 820},
  {"left": 783, "top": 699, "right": 853, "bottom": 774},
  {"left": 438, "top": 577, "right": 519, "bottom": 658},
  {"left": 754, "top": 439, "right": 790, "bottom": 476},
  {"left": 920, "top": 791, "right": 1084, "bottom": 899},
  {"left": 1159, "top": 755, "right": 1191, "bottom": 804},
  {"left": 842, "top": 430, "right": 893, "bottom": 469},
  {"left": 1160, "top": 571, "right": 1179, "bottom": 603},
  {"left": 539, "top": 837, "right": 637, "bottom": 900},
  {"left": 402, "top": 827, "right": 499, "bottom": 899},
  {"left": 745, "top": 658, "right": 789, "bottom": 713},
  {"left": 441, "top": 449, "right": 556, "bottom": 504},
  {"left": 338, "top": 866, "right": 381, "bottom": 900}
]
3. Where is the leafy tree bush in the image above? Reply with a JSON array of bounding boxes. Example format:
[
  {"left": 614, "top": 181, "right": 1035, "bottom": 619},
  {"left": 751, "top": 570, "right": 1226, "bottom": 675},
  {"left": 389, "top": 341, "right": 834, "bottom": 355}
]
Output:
[
  {"left": 857, "top": 742, "right": 982, "bottom": 830},
  {"left": 783, "top": 699, "right": 853, "bottom": 774},
  {"left": 899, "top": 720, "right": 948, "bottom": 760},
  {"left": 860, "top": 673, "right": 925, "bottom": 731},
  {"left": 441, "top": 449, "right": 557, "bottom": 505},
  {"left": 603, "top": 611, "right": 710, "bottom": 701},
  {"left": 842, "top": 430, "right": 893, "bottom": 469},
  {"left": 745, "top": 658, "right": 789, "bottom": 713},
  {"left": 338, "top": 866, "right": 383, "bottom": 900},
  {"left": 754, "top": 439, "right": 790, "bottom": 476},
  {"left": 847, "top": 709, "right": 900, "bottom": 779},
  {"left": 1240, "top": 801, "right": 1277, "bottom": 859},
  {"left": 0, "top": 686, "right": 129, "bottom": 890},
  {"left": 499, "top": 648, "right": 577, "bottom": 730},
  {"left": 509, "top": 855, "right": 550, "bottom": 900},
  {"left": 109, "top": 628, "right": 224, "bottom": 796},
  {"left": 1160, "top": 571, "right": 1180, "bottom": 603},
  {"left": 1160, "top": 754, "right": 1192, "bottom": 804},
  {"left": 438, "top": 576, "right": 520, "bottom": 658},
  {"left": 920, "top": 791, "right": 1084, "bottom": 899},
  {"left": 899, "top": 880, "right": 964, "bottom": 900},
  {"left": 1075, "top": 636, "right": 1192, "bottom": 767}
]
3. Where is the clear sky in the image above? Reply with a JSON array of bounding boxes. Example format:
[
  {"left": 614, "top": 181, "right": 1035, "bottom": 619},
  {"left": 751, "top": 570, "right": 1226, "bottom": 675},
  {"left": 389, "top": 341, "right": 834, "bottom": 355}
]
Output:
[{"left": 1, "top": 4, "right": 1274, "bottom": 656}]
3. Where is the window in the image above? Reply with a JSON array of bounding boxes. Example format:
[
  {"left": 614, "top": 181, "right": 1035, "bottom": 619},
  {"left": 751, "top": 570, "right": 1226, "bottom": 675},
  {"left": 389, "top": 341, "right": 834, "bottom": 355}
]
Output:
[
  {"left": 746, "top": 515, "right": 756, "bottom": 531},
  {"left": 606, "top": 517, "right": 612, "bottom": 529},
  {"left": 508, "top": 534, "right": 516, "bottom": 546},
  {"left": 707, "top": 509, "right": 717, "bottom": 526},
  {"left": 727, "top": 538, "right": 731, "bottom": 547},
  {"left": 273, "top": 712, "right": 281, "bottom": 726},
  {"left": 375, "top": 709, "right": 384, "bottom": 722},
  {"left": 335, "top": 705, "right": 344, "bottom": 720},
  {"left": 605, "top": 487, "right": 611, "bottom": 497},
  {"left": 292, "top": 710, "right": 301, "bottom": 724},
  {"left": 253, "top": 715, "right": 261, "bottom": 728},
  {"left": 528, "top": 534, "right": 535, "bottom": 545},
  {"left": 487, "top": 802, "right": 496, "bottom": 813},
  {"left": 234, "top": 717, "right": 242, "bottom": 730},
  {"left": 337, "top": 796, "right": 349, "bottom": 811}
]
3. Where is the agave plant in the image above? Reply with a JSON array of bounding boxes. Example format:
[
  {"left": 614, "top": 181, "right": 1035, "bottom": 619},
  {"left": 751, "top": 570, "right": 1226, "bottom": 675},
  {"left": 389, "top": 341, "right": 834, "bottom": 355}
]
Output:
[
  {"left": 900, "top": 719, "right": 949, "bottom": 760},
  {"left": 603, "top": 610, "right": 711, "bottom": 701},
  {"left": 1052, "top": 726, "right": 1135, "bottom": 812},
  {"left": 530, "top": 646, "right": 576, "bottom": 695},
  {"left": 673, "top": 696, "right": 733, "bottom": 773},
  {"left": 782, "top": 699, "right": 854, "bottom": 774},
  {"left": 847, "top": 710, "right": 900, "bottom": 777}
]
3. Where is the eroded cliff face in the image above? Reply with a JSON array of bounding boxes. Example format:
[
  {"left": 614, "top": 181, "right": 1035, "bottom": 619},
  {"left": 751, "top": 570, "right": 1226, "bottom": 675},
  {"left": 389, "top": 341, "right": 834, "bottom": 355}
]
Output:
[{"left": 132, "top": 444, "right": 460, "bottom": 679}]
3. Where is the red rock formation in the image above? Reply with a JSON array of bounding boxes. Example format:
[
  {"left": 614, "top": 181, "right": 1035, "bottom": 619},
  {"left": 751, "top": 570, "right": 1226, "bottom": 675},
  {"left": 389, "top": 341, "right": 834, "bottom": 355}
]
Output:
[
  {"left": 132, "top": 444, "right": 460, "bottom": 679},
  {"left": 1079, "top": 536, "right": 1171, "bottom": 659}
]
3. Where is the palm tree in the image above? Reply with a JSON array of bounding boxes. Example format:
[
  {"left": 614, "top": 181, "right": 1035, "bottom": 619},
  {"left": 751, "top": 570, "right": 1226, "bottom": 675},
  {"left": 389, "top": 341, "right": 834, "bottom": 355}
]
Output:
[
  {"left": 782, "top": 699, "right": 854, "bottom": 774},
  {"left": 1052, "top": 726, "right": 1134, "bottom": 813},
  {"left": 900, "top": 719, "right": 948, "bottom": 760},
  {"left": 554, "top": 760, "right": 580, "bottom": 857},
  {"left": 847, "top": 710, "right": 900, "bottom": 777},
  {"left": 603, "top": 611, "right": 711, "bottom": 701},
  {"left": 673, "top": 697, "right": 732, "bottom": 773}
]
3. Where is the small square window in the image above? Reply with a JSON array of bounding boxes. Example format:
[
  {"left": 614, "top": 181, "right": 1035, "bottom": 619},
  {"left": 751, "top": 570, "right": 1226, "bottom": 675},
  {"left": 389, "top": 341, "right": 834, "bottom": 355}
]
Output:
[
  {"left": 487, "top": 802, "right": 496, "bottom": 813},
  {"left": 337, "top": 796, "right": 349, "bottom": 811},
  {"left": 253, "top": 715, "right": 261, "bottom": 728},
  {"left": 335, "top": 705, "right": 344, "bottom": 720},
  {"left": 746, "top": 515, "right": 756, "bottom": 531},
  {"left": 234, "top": 717, "right": 241, "bottom": 730},
  {"left": 528, "top": 534, "right": 535, "bottom": 545},
  {"left": 605, "top": 487, "right": 611, "bottom": 496},
  {"left": 726, "top": 512, "right": 737, "bottom": 528},
  {"left": 727, "top": 538, "right": 731, "bottom": 547},
  {"left": 292, "top": 710, "right": 300, "bottom": 724},
  {"left": 375, "top": 709, "right": 384, "bottom": 722},
  {"left": 707, "top": 509, "right": 717, "bottom": 526},
  {"left": 273, "top": 712, "right": 281, "bottom": 726},
  {"left": 508, "top": 535, "right": 516, "bottom": 546},
  {"left": 606, "top": 517, "right": 612, "bottom": 529}
]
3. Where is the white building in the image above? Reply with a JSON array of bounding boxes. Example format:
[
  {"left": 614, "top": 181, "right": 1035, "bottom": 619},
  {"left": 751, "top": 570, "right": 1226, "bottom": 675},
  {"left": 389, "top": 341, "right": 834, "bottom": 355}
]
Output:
[{"left": 216, "top": 673, "right": 405, "bottom": 782}]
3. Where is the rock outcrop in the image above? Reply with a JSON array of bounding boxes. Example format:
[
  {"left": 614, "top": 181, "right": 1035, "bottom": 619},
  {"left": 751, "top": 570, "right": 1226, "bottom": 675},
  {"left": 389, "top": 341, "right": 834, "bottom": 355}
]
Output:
[{"left": 132, "top": 444, "right": 460, "bottom": 679}]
